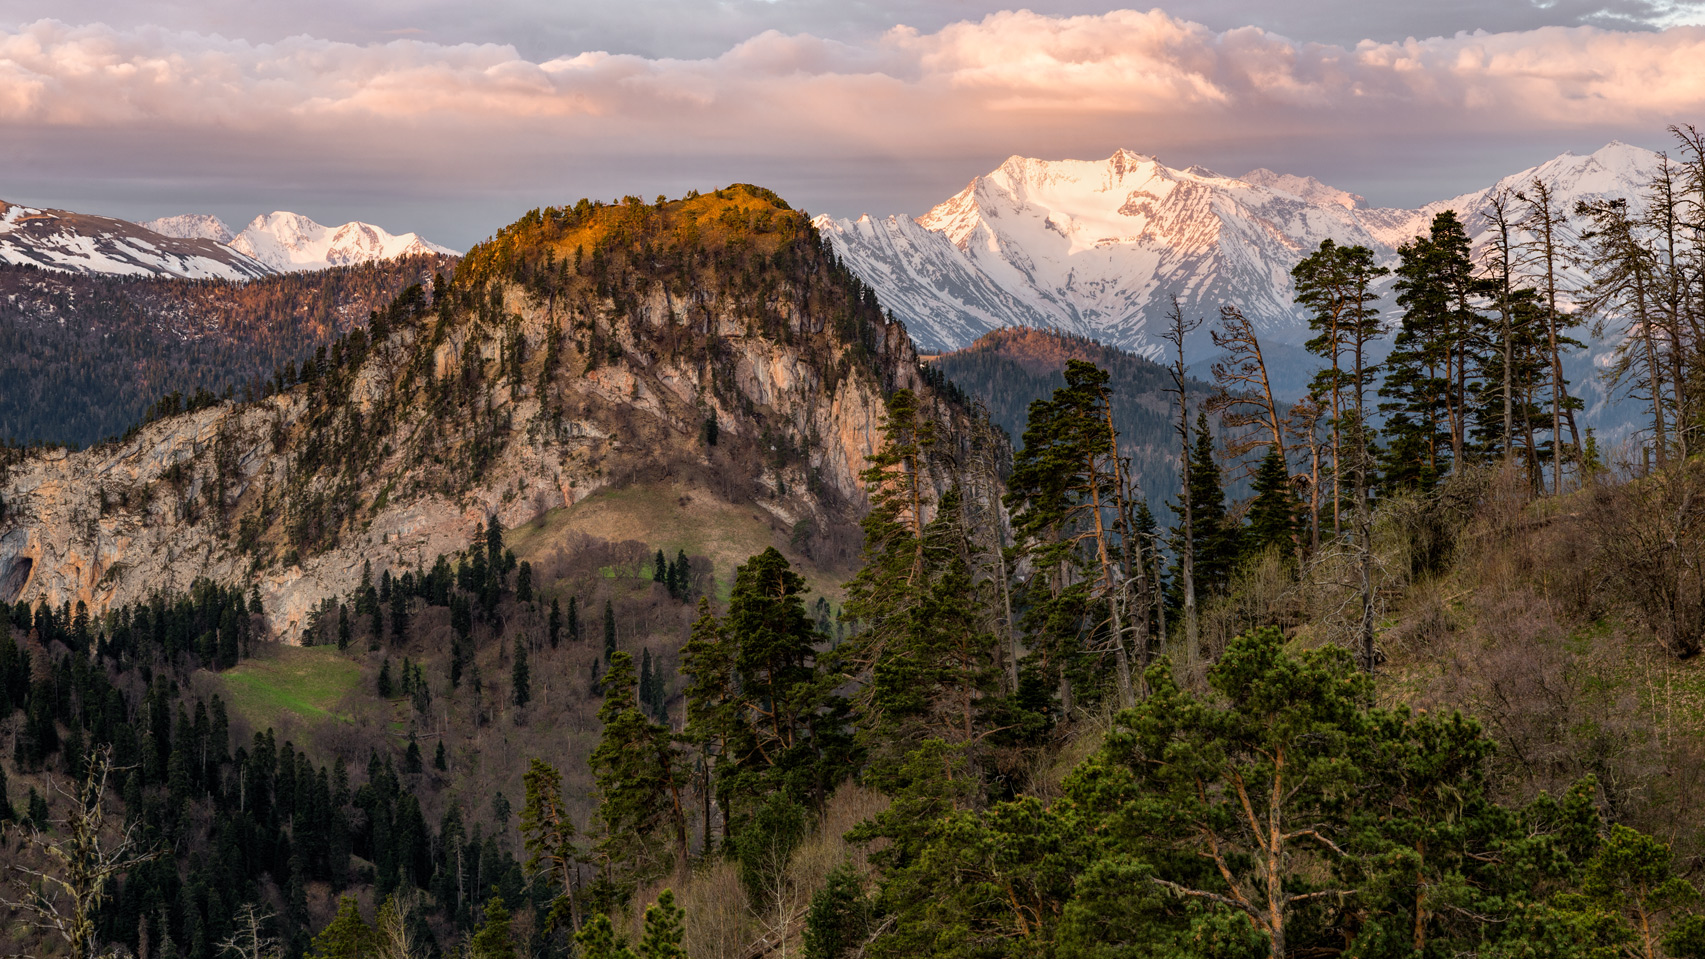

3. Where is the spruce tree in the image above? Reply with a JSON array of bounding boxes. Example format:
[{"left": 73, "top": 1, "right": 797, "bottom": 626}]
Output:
[
  {"left": 680, "top": 598, "right": 738, "bottom": 851},
  {"left": 1172, "top": 411, "right": 1239, "bottom": 600},
  {"left": 670, "top": 550, "right": 691, "bottom": 600},
  {"left": 603, "top": 600, "right": 617, "bottom": 662},
  {"left": 389, "top": 586, "right": 408, "bottom": 644},
  {"left": 568, "top": 596, "right": 582, "bottom": 643},
  {"left": 804, "top": 862, "right": 871, "bottom": 959},
  {"left": 434, "top": 740, "right": 447, "bottom": 772},
  {"left": 1243, "top": 447, "right": 1296, "bottom": 561},
  {"left": 588, "top": 651, "right": 686, "bottom": 885},
  {"left": 1004, "top": 362, "right": 1146, "bottom": 708},
  {"left": 548, "top": 597, "right": 562, "bottom": 649},
  {"left": 728, "top": 549, "right": 843, "bottom": 802},
  {"left": 841, "top": 387, "right": 937, "bottom": 705},
  {"left": 653, "top": 550, "right": 667, "bottom": 585},
  {"left": 511, "top": 638, "right": 530, "bottom": 711},
  {"left": 337, "top": 605, "right": 350, "bottom": 652},
  {"left": 515, "top": 561, "right": 533, "bottom": 603}
]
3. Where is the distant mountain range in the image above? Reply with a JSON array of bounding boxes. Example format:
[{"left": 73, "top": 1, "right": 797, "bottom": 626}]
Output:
[
  {"left": 816, "top": 141, "right": 1660, "bottom": 360},
  {"left": 145, "top": 211, "right": 457, "bottom": 273},
  {"left": 0, "top": 201, "right": 271, "bottom": 280},
  {"left": 0, "top": 200, "right": 457, "bottom": 279}
]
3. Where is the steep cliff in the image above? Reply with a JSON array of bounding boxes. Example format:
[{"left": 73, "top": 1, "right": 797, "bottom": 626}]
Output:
[{"left": 0, "top": 186, "right": 968, "bottom": 636}]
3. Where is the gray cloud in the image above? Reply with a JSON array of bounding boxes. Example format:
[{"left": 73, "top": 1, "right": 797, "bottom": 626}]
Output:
[{"left": 5, "top": 0, "right": 1702, "bottom": 60}]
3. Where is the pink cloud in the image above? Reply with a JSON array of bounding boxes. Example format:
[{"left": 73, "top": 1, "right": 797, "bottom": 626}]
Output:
[{"left": 2, "top": 12, "right": 1700, "bottom": 135}]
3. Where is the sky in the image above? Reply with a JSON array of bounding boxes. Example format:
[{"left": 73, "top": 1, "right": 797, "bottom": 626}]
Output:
[{"left": 3, "top": 1, "right": 1705, "bottom": 250}]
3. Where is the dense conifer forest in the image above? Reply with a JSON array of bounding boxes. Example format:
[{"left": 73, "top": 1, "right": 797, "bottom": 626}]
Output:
[
  {"left": 5, "top": 125, "right": 1705, "bottom": 959},
  {"left": 0, "top": 255, "right": 456, "bottom": 447}
]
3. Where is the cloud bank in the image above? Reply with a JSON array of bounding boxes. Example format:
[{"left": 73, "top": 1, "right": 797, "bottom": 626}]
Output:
[{"left": 2, "top": 10, "right": 1703, "bottom": 245}]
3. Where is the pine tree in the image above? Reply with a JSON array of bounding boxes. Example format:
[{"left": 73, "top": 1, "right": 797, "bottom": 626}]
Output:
[
  {"left": 1293, "top": 239, "right": 1388, "bottom": 532},
  {"left": 1579, "top": 195, "right": 1672, "bottom": 467},
  {"left": 468, "top": 896, "right": 516, "bottom": 959},
  {"left": 575, "top": 914, "right": 637, "bottom": 959},
  {"left": 638, "top": 890, "right": 687, "bottom": 959},
  {"left": 308, "top": 896, "right": 373, "bottom": 959},
  {"left": 521, "top": 758, "right": 579, "bottom": 932},
  {"left": 1381, "top": 210, "right": 1491, "bottom": 484}
]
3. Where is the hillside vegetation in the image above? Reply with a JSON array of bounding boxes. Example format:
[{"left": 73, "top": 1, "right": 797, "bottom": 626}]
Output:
[{"left": 5, "top": 149, "right": 1705, "bottom": 959}]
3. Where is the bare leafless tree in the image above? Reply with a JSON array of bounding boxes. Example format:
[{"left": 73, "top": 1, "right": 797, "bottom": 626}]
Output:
[
  {"left": 1163, "top": 297, "right": 1204, "bottom": 667},
  {"left": 374, "top": 891, "right": 423, "bottom": 959},
  {"left": 3, "top": 747, "right": 161, "bottom": 959},
  {"left": 216, "top": 903, "right": 281, "bottom": 959}
]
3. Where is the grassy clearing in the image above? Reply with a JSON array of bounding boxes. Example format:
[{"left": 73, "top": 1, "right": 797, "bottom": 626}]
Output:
[
  {"left": 211, "top": 645, "right": 362, "bottom": 727},
  {"left": 508, "top": 481, "right": 851, "bottom": 604}
]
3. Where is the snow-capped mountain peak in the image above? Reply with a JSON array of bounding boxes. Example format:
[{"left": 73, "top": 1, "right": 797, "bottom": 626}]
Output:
[
  {"left": 228, "top": 212, "right": 458, "bottom": 273},
  {"left": 817, "top": 142, "right": 1665, "bottom": 358},
  {"left": 822, "top": 148, "right": 1388, "bottom": 357},
  {"left": 141, "top": 213, "right": 235, "bottom": 245}
]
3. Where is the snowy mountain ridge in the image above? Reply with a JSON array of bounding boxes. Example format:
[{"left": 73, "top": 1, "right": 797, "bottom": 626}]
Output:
[
  {"left": 816, "top": 142, "right": 1665, "bottom": 358},
  {"left": 0, "top": 201, "right": 270, "bottom": 280},
  {"left": 226, "top": 212, "right": 458, "bottom": 273},
  {"left": 0, "top": 205, "right": 460, "bottom": 281},
  {"left": 142, "top": 213, "right": 236, "bottom": 245}
]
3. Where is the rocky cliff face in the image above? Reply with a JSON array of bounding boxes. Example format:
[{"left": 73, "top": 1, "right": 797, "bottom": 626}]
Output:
[{"left": 0, "top": 187, "right": 966, "bottom": 638}]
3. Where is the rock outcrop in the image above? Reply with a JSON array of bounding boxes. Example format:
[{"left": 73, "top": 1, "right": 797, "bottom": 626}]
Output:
[{"left": 0, "top": 187, "right": 971, "bottom": 638}]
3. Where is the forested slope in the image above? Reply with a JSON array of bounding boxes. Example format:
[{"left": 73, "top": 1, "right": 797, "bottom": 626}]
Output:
[{"left": 0, "top": 255, "right": 457, "bottom": 446}]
